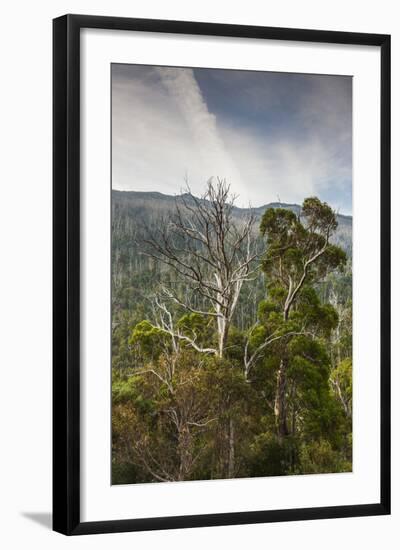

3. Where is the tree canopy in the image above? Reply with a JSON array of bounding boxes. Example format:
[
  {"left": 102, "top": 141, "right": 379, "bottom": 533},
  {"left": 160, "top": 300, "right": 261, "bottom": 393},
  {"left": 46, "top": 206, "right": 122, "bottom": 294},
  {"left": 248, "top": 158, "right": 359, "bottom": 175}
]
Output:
[{"left": 112, "top": 181, "right": 352, "bottom": 483}]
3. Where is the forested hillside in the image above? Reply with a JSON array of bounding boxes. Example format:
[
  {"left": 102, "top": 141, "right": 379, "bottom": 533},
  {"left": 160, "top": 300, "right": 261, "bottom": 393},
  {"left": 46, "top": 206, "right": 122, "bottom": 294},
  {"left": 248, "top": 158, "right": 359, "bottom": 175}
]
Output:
[{"left": 112, "top": 182, "right": 352, "bottom": 484}]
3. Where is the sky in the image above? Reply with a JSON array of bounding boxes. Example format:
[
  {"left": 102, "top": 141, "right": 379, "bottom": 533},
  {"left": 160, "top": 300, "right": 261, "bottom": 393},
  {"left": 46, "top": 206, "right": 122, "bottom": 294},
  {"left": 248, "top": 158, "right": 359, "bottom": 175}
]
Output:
[{"left": 112, "top": 64, "right": 352, "bottom": 214}]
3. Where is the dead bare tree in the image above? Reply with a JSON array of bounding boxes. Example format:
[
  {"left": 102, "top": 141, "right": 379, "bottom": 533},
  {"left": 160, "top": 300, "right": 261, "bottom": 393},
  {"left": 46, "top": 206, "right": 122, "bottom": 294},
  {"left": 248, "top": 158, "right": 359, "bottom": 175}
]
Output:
[{"left": 141, "top": 178, "right": 258, "bottom": 358}]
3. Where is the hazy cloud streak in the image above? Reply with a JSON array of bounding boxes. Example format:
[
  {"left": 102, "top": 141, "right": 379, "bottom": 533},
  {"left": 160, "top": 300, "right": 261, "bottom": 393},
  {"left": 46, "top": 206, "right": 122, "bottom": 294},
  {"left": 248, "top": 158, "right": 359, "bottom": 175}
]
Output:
[{"left": 112, "top": 65, "right": 352, "bottom": 213}]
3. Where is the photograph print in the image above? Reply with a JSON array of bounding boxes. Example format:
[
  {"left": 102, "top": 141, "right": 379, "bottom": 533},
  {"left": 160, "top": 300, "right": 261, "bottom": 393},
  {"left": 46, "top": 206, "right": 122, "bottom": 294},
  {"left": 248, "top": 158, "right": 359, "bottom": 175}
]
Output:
[{"left": 111, "top": 63, "right": 353, "bottom": 485}]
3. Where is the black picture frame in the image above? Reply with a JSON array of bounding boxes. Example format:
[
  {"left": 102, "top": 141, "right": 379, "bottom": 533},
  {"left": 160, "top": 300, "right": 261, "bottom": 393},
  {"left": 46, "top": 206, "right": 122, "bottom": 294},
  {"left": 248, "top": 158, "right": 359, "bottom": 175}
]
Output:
[{"left": 53, "top": 14, "right": 391, "bottom": 536}]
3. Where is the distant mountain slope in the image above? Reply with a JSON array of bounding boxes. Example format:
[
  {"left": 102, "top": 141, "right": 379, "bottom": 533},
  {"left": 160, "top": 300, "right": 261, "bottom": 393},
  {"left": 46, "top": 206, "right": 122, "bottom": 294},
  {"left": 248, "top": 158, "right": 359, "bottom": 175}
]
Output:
[{"left": 112, "top": 190, "right": 352, "bottom": 256}]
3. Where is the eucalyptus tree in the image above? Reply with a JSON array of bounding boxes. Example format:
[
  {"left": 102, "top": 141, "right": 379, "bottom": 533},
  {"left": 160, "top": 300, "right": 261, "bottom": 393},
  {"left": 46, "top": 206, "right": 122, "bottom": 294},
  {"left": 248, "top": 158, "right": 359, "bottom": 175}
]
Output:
[{"left": 253, "top": 197, "right": 347, "bottom": 439}]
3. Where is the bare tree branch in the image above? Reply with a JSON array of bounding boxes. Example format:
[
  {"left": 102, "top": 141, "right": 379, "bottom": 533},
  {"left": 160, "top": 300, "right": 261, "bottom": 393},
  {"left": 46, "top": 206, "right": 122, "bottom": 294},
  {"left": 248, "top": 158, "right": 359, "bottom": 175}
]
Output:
[{"left": 141, "top": 178, "right": 258, "bottom": 358}]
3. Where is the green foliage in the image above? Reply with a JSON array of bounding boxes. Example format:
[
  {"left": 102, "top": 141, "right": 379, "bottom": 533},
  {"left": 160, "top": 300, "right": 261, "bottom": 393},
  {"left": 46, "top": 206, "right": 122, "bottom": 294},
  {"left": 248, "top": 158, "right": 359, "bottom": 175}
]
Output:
[
  {"left": 247, "top": 433, "right": 299, "bottom": 477},
  {"left": 260, "top": 198, "right": 346, "bottom": 288},
  {"left": 298, "top": 439, "right": 352, "bottom": 474},
  {"left": 129, "top": 320, "right": 165, "bottom": 357},
  {"left": 331, "top": 358, "right": 352, "bottom": 418},
  {"left": 333, "top": 358, "right": 352, "bottom": 400},
  {"left": 177, "top": 312, "right": 215, "bottom": 348},
  {"left": 111, "top": 194, "right": 352, "bottom": 483}
]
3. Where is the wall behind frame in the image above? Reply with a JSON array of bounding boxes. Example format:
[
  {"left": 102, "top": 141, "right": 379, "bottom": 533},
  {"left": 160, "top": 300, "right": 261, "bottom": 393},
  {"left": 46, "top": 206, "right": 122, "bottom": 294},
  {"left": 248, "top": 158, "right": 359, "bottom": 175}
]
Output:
[{"left": 0, "top": 0, "right": 397, "bottom": 548}]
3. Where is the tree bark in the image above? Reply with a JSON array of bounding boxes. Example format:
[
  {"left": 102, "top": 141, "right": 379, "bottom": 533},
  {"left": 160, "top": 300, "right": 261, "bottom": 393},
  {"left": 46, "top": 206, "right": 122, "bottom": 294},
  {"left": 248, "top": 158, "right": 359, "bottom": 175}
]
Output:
[
  {"left": 274, "top": 358, "right": 289, "bottom": 439},
  {"left": 177, "top": 425, "right": 192, "bottom": 481},
  {"left": 216, "top": 316, "right": 230, "bottom": 359},
  {"left": 228, "top": 417, "right": 235, "bottom": 478}
]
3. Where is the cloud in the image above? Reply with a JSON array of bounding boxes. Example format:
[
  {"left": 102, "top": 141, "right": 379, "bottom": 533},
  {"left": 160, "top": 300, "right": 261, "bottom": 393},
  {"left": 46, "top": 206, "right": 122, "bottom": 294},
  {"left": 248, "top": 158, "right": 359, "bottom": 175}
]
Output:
[
  {"left": 155, "top": 67, "right": 246, "bottom": 196},
  {"left": 112, "top": 65, "right": 352, "bottom": 213}
]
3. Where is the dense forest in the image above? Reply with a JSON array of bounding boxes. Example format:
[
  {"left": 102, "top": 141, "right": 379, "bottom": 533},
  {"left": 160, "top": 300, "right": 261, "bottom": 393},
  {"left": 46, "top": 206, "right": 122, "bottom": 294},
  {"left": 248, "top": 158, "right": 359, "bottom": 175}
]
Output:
[{"left": 112, "top": 179, "right": 352, "bottom": 484}]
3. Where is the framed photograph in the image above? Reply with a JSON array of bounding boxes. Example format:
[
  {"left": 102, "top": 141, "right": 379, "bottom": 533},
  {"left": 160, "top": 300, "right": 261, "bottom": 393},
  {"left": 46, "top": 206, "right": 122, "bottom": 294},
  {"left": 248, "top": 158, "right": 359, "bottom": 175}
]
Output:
[{"left": 53, "top": 14, "right": 390, "bottom": 535}]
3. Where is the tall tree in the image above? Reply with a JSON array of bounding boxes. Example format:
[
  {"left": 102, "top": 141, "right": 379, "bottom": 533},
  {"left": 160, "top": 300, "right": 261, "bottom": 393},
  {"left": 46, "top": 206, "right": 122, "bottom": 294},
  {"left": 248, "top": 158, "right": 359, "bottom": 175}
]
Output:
[{"left": 257, "top": 197, "right": 346, "bottom": 438}]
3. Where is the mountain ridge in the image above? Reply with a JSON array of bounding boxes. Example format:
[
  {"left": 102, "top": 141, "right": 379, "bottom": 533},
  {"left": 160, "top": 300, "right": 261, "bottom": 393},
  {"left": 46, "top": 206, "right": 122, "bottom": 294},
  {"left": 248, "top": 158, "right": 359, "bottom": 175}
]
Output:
[{"left": 112, "top": 189, "right": 352, "bottom": 225}]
